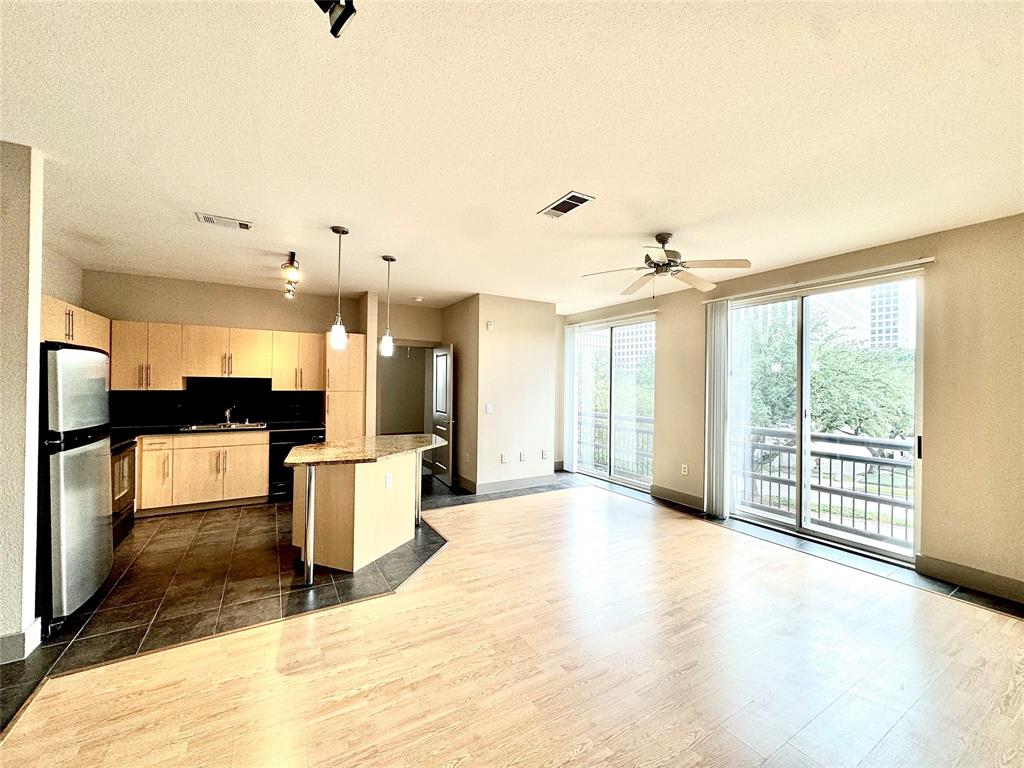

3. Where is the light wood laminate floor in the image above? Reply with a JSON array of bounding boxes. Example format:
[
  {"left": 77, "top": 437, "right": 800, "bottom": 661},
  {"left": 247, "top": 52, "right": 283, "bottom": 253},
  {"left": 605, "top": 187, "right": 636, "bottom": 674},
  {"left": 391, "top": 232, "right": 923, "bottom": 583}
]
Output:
[{"left": 2, "top": 486, "right": 1022, "bottom": 767}]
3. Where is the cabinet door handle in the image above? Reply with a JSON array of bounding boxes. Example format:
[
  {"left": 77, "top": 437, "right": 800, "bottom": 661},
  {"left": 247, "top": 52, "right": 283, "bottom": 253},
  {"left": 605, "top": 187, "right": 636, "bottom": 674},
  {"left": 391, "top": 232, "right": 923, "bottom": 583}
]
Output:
[
  {"left": 294, "top": 367, "right": 298, "bottom": 389},
  {"left": 138, "top": 364, "right": 144, "bottom": 387},
  {"left": 222, "top": 448, "right": 228, "bottom": 472},
  {"left": 300, "top": 368, "right": 303, "bottom": 389},
  {"left": 64, "top": 309, "right": 70, "bottom": 340},
  {"left": 70, "top": 309, "right": 75, "bottom": 340},
  {"left": 163, "top": 454, "right": 169, "bottom": 479},
  {"left": 326, "top": 393, "right": 330, "bottom": 415},
  {"left": 146, "top": 364, "right": 151, "bottom": 388},
  {"left": 228, "top": 353, "right": 233, "bottom": 375},
  {"left": 327, "top": 369, "right": 330, "bottom": 388}
]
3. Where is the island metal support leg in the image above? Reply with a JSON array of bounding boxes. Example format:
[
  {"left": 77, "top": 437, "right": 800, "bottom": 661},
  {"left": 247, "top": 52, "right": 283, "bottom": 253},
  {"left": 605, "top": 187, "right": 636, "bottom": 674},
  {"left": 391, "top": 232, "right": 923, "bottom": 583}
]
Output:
[
  {"left": 415, "top": 450, "right": 423, "bottom": 526},
  {"left": 303, "top": 464, "right": 317, "bottom": 586}
]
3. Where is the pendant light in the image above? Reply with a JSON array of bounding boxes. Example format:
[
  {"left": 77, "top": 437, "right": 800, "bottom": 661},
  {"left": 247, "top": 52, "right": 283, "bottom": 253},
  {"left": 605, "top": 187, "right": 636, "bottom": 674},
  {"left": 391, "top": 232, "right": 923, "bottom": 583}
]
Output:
[
  {"left": 380, "top": 255, "right": 396, "bottom": 357},
  {"left": 329, "top": 226, "right": 349, "bottom": 350}
]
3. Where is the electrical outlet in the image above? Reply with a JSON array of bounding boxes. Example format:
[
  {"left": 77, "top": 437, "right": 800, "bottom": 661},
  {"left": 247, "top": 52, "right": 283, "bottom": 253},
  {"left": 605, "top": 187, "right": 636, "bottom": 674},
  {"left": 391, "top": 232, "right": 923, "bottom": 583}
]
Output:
[
  {"left": 681, "top": 464, "right": 689, "bottom": 476},
  {"left": 519, "top": 451, "right": 526, "bottom": 462},
  {"left": 385, "top": 472, "right": 393, "bottom": 488},
  {"left": 500, "top": 453, "right": 508, "bottom": 464},
  {"left": 541, "top": 449, "right": 550, "bottom": 459},
  {"left": 463, "top": 451, "right": 469, "bottom": 463}
]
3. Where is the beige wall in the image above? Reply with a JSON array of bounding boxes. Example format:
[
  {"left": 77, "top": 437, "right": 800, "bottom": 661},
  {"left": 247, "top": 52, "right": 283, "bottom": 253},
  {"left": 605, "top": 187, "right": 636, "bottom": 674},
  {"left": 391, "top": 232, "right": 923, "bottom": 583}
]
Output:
[
  {"left": 441, "top": 295, "right": 480, "bottom": 486},
  {"left": 81, "top": 270, "right": 361, "bottom": 333},
  {"left": 377, "top": 301, "right": 443, "bottom": 344},
  {"left": 42, "top": 249, "right": 82, "bottom": 305},
  {"left": 567, "top": 214, "right": 1024, "bottom": 584},
  {"left": 476, "top": 294, "right": 556, "bottom": 486}
]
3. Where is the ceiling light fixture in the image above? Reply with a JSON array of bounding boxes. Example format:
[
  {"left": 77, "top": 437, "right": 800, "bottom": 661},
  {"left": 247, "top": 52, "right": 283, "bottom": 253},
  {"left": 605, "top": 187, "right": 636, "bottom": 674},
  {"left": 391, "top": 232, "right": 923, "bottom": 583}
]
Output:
[
  {"left": 380, "top": 255, "right": 396, "bottom": 357},
  {"left": 314, "top": 0, "right": 356, "bottom": 37},
  {"left": 281, "top": 252, "right": 301, "bottom": 283},
  {"left": 284, "top": 283, "right": 297, "bottom": 300},
  {"left": 329, "top": 226, "right": 349, "bottom": 350}
]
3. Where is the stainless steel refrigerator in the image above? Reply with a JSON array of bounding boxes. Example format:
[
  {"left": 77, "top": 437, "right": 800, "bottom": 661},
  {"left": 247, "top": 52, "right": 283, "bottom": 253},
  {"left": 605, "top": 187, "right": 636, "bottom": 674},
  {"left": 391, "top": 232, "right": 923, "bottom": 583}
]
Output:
[{"left": 38, "top": 342, "right": 113, "bottom": 626}]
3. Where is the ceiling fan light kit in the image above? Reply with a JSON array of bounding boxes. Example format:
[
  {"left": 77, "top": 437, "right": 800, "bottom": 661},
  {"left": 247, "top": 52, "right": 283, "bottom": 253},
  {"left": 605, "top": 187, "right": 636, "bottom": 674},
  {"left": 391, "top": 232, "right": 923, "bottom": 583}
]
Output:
[{"left": 582, "top": 232, "right": 752, "bottom": 295}]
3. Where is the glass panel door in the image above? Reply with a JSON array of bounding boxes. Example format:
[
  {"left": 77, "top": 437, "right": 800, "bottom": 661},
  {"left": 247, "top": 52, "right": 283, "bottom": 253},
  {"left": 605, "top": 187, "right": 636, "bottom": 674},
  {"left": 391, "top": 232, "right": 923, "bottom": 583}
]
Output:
[
  {"left": 575, "top": 327, "right": 610, "bottom": 476},
  {"left": 610, "top": 322, "right": 656, "bottom": 485},
  {"left": 727, "top": 279, "right": 918, "bottom": 560},
  {"left": 804, "top": 281, "right": 917, "bottom": 555},
  {"left": 573, "top": 320, "right": 656, "bottom": 487},
  {"left": 729, "top": 300, "right": 799, "bottom": 525}
]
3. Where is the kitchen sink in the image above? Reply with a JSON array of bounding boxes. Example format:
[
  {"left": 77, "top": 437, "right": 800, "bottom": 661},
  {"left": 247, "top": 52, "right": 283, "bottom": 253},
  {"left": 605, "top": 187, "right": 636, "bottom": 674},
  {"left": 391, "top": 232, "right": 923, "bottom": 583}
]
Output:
[{"left": 181, "top": 422, "right": 268, "bottom": 432}]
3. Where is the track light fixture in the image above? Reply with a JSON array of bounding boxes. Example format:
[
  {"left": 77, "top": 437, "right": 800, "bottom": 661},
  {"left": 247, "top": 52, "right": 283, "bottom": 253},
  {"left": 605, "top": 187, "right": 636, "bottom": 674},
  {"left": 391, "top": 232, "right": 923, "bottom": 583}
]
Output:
[
  {"left": 314, "top": 0, "right": 356, "bottom": 37},
  {"left": 281, "top": 252, "right": 301, "bottom": 284}
]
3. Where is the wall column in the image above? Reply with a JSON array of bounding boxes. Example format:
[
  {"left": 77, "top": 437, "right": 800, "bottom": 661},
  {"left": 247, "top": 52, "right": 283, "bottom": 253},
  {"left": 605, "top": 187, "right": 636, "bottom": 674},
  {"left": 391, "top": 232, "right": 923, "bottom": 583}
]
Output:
[
  {"left": 360, "top": 291, "right": 379, "bottom": 436},
  {"left": 0, "top": 141, "right": 44, "bottom": 661}
]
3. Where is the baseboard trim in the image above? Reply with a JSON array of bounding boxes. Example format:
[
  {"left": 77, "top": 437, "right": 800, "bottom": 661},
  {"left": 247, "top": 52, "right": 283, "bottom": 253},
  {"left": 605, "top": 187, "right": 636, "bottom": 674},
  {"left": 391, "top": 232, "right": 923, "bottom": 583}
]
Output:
[
  {"left": 137, "top": 496, "right": 269, "bottom": 518},
  {"left": 455, "top": 475, "right": 477, "bottom": 494},
  {"left": 650, "top": 485, "right": 705, "bottom": 516},
  {"left": 916, "top": 555, "right": 1024, "bottom": 604},
  {"left": 474, "top": 474, "right": 557, "bottom": 494},
  {"left": 0, "top": 618, "right": 41, "bottom": 663}
]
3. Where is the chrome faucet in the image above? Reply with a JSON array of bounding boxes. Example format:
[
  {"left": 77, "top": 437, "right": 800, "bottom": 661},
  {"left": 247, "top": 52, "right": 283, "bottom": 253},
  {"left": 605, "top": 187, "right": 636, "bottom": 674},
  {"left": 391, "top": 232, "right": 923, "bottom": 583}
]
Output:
[{"left": 225, "top": 406, "right": 234, "bottom": 423}]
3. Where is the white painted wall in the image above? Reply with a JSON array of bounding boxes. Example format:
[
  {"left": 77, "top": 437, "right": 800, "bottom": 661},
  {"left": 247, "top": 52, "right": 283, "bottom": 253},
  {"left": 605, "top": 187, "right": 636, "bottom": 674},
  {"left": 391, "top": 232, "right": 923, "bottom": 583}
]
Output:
[{"left": 42, "top": 249, "right": 83, "bottom": 305}]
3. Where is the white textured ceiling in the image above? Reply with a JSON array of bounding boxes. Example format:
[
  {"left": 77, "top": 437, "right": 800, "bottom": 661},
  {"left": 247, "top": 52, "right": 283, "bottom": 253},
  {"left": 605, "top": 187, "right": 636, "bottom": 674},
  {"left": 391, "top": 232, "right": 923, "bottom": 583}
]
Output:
[{"left": 2, "top": 2, "right": 1021, "bottom": 314}]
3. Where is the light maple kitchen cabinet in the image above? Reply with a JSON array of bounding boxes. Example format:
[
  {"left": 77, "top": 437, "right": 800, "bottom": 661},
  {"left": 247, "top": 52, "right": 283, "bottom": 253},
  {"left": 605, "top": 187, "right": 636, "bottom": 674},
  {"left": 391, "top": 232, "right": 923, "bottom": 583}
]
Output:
[
  {"left": 325, "top": 333, "right": 365, "bottom": 392},
  {"left": 229, "top": 327, "right": 272, "bottom": 378},
  {"left": 183, "top": 324, "right": 229, "bottom": 377},
  {"left": 182, "top": 324, "right": 271, "bottom": 378},
  {"left": 326, "top": 390, "right": 365, "bottom": 440},
  {"left": 139, "top": 446, "right": 173, "bottom": 508},
  {"left": 40, "top": 294, "right": 110, "bottom": 353},
  {"left": 272, "top": 331, "right": 325, "bottom": 391},
  {"left": 110, "top": 321, "right": 184, "bottom": 390},
  {"left": 138, "top": 430, "right": 269, "bottom": 510}
]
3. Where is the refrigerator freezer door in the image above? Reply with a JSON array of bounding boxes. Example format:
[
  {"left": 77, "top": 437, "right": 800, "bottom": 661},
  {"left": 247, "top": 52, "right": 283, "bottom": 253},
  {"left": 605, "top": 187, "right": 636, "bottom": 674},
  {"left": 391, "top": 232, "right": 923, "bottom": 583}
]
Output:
[
  {"left": 47, "top": 347, "right": 110, "bottom": 434},
  {"left": 49, "top": 437, "right": 113, "bottom": 617}
]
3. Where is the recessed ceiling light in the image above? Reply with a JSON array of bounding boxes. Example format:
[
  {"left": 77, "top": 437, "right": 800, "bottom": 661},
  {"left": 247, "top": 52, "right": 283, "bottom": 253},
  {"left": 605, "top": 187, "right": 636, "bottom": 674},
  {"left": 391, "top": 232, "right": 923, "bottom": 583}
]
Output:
[{"left": 413, "top": 296, "right": 424, "bottom": 303}]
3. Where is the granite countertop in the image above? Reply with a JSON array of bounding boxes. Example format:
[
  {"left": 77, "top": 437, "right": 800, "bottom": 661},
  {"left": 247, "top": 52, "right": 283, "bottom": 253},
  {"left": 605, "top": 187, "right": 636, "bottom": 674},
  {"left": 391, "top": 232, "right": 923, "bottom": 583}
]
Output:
[{"left": 284, "top": 434, "right": 447, "bottom": 466}]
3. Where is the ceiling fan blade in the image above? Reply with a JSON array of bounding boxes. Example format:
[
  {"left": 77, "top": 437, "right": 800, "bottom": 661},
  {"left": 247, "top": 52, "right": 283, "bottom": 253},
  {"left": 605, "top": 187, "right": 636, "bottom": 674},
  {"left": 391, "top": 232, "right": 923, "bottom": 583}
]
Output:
[
  {"left": 622, "top": 273, "right": 654, "bottom": 295},
  {"left": 679, "top": 259, "right": 752, "bottom": 269},
  {"left": 581, "top": 266, "right": 647, "bottom": 278},
  {"left": 672, "top": 269, "right": 717, "bottom": 293}
]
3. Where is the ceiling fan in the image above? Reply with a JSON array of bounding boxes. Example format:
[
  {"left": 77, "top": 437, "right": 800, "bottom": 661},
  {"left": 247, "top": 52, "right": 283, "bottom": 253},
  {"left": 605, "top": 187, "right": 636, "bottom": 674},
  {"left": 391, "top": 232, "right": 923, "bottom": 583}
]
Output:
[{"left": 582, "top": 233, "right": 752, "bottom": 295}]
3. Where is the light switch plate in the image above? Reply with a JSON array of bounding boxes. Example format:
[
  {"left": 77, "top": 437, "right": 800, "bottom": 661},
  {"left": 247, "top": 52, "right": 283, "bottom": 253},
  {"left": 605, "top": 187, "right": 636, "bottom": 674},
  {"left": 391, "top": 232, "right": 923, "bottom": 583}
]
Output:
[
  {"left": 541, "top": 449, "right": 550, "bottom": 459},
  {"left": 519, "top": 451, "right": 526, "bottom": 462},
  {"left": 485, "top": 403, "right": 494, "bottom": 414},
  {"left": 500, "top": 453, "right": 508, "bottom": 464}
]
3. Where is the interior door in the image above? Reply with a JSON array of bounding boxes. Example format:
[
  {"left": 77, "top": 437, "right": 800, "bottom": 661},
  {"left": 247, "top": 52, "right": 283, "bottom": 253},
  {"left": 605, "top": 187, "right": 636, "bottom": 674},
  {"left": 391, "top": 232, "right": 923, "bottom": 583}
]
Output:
[{"left": 426, "top": 345, "right": 454, "bottom": 486}]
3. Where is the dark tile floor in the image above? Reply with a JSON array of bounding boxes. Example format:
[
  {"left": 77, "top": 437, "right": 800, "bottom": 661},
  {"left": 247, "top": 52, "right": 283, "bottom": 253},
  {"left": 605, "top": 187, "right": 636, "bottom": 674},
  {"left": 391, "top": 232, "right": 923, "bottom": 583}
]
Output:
[{"left": 0, "top": 501, "right": 447, "bottom": 732}]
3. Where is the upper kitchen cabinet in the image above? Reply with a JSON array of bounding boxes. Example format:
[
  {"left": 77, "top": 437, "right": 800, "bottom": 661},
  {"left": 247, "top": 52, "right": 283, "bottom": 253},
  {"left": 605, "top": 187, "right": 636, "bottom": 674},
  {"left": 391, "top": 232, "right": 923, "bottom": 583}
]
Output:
[
  {"left": 40, "top": 294, "right": 111, "bottom": 353},
  {"left": 111, "top": 320, "right": 183, "bottom": 390},
  {"left": 298, "top": 332, "right": 325, "bottom": 390},
  {"left": 228, "top": 327, "right": 272, "bottom": 378},
  {"left": 272, "top": 331, "right": 325, "bottom": 391},
  {"left": 183, "top": 324, "right": 229, "bottom": 377},
  {"left": 326, "top": 332, "right": 366, "bottom": 392}
]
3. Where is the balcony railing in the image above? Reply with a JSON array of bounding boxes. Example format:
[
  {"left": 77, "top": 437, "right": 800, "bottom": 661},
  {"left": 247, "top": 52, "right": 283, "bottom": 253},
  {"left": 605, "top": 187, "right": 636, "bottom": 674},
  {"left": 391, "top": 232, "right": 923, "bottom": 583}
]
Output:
[
  {"left": 575, "top": 411, "right": 654, "bottom": 484},
  {"left": 731, "top": 426, "right": 914, "bottom": 548}
]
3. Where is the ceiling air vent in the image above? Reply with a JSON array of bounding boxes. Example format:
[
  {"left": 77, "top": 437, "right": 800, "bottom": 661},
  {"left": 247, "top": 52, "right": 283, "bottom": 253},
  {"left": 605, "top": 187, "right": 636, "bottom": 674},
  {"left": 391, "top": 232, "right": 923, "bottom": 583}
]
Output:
[
  {"left": 537, "top": 191, "right": 594, "bottom": 218},
  {"left": 195, "top": 212, "right": 253, "bottom": 230}
]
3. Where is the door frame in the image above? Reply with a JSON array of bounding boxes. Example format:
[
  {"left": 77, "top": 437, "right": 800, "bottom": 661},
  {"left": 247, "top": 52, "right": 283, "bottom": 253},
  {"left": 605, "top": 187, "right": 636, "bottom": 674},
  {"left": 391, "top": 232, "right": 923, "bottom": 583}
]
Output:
[{"left": 425, "top": 344, "right": 454, "bottom": 487}]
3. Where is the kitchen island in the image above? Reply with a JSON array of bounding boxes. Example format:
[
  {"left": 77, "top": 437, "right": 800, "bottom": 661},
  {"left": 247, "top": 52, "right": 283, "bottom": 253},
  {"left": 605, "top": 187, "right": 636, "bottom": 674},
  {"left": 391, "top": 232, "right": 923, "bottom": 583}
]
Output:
[{"left": 285, "top": 434, "right": 447, "bottom": 585}]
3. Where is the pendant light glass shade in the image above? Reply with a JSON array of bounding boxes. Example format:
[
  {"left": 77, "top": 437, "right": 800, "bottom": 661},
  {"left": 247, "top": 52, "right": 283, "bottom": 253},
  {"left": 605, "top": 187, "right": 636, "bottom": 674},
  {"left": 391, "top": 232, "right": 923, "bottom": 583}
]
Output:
[
  {"left": 329, "top": 226, "right": 349, "bottom": 350},
  {"left": 330, "top": 315, "right": 348, "bottom": 350}
]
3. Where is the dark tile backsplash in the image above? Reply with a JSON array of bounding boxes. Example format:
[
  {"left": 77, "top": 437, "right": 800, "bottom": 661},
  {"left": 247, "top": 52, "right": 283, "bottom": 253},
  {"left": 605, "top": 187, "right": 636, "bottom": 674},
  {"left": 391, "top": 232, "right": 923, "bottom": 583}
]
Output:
[{"left": 110, "top": 378, "right": 323, "bottom": 430}]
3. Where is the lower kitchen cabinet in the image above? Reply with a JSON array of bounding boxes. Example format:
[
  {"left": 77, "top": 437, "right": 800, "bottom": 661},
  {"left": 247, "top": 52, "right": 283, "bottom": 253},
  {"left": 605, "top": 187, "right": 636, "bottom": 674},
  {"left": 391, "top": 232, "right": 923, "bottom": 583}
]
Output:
[
  {"left": 326, "top": 390, "right": 365, "bottom": 441},
  {"left": 139, "top": 448, "right": 173, "bottom": 508},
  {"left": 137, "top": 432, "right": 269, "bottom": 510}
]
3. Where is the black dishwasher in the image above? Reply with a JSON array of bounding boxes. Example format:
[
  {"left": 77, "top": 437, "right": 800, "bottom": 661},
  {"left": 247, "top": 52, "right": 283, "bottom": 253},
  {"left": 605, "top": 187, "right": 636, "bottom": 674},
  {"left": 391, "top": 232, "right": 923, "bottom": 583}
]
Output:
[{"left": 269, "top": 427, "right": 325, "bottom": 500}]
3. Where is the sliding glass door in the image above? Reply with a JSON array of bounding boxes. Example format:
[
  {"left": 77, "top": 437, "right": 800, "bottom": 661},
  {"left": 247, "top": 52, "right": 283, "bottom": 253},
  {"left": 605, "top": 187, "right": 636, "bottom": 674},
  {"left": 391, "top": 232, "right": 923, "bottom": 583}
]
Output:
[
  {"left": 574, "top": 319, "right": 655, "bottom": 488},
  {"left": 728, "top": 279, "right": 919, "bottom": 559}
]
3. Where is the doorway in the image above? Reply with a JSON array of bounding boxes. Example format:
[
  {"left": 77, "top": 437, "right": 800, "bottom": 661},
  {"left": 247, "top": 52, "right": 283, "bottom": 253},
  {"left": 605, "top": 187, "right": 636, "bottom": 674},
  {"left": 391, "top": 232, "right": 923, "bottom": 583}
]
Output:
[
  {"left": 729, "top": 278, "right": 919, "bottom": 559},
  {"left": 573, "top": 318, "right": 656, "bottom": 488}
]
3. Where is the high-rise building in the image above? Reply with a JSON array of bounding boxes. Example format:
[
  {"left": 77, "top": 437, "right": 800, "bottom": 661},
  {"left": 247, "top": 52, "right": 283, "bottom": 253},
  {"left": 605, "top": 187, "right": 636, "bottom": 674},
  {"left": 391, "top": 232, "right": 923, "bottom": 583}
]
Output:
[{"left": 869, "top": 281, "right": 914, "bottom": 348}]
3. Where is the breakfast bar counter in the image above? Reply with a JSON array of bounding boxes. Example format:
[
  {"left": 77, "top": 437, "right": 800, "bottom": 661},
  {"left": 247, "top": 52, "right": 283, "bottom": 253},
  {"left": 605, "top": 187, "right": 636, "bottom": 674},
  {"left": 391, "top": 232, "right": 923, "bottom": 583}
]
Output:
[{"left": 285, "top": 434, "right": 447, "bottom": 585}]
